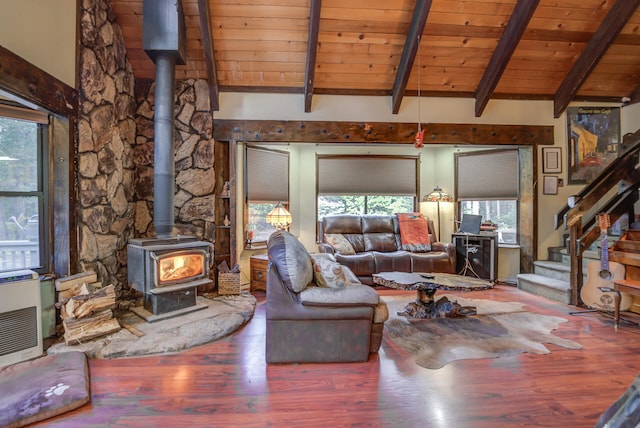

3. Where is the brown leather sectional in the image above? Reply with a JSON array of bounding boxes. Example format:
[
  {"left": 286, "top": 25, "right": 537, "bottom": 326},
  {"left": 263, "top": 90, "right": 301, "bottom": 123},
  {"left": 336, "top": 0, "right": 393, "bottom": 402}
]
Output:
[{"left": 318, "top": 214, "right": 456, "bottom": 284}]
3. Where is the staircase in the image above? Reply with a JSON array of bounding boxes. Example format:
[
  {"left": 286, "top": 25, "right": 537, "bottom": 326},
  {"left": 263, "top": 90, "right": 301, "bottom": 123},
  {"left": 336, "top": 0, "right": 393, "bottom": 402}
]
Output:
[
  {"left": 516, "top": 245, "right": 603, "bottom": 305},
  {"left": 517, "top": 129, "right": 640, "bottom": 306}
]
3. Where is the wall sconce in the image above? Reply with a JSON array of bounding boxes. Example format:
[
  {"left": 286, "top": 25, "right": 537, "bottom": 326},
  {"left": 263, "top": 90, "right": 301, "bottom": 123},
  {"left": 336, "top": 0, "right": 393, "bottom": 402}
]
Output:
[
  {"left": 266, "top": 202, "right": 292, "bottom": 230},
  {"left": 423, "top": 186, "right": 453, "bottom": 241}
]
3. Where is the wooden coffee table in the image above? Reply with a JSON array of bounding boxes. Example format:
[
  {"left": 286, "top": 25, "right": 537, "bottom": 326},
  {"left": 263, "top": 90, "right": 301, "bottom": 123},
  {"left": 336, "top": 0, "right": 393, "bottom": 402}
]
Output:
[{"left": 372, "top": 272, "right": 494, "bottom": 319}]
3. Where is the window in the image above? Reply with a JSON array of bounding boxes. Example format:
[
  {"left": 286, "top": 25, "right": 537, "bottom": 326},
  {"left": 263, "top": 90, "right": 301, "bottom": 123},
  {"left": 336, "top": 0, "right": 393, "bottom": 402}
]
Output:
[
  {"left": 245, "top": 146, "right": 289, "bottom": 245},
  {"left": 317, "top": 155, "right": 417, "bottom": 220},
  {"left": 456, "top": 149, "right": 519, "bottom": 244},
  {"left": 0, "top": 105, "right": 49, "bottom": 272}
]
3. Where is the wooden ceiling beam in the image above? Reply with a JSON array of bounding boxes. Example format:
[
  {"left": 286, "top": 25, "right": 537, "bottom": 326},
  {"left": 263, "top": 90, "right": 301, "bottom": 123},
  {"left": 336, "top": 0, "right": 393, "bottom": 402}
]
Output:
[
  {"left": 197, "top": 0, "right": 219, "bottom": 111},
  {"left": 0, "top": 45, "right": 78, "bottom": 117},
  {"left": 627, "top": 83, "right": 640, "bottom": 107},
  {"left": 474, "top": 0, "right": 540, "bottom": 117},
  {"left": 213, "top": 119, "right": 553, "bottom": 146},
  {"left": 553, "top": 0, "right": 640, "bottom": 118},
  {"left": 304, "top": 0, "right": 322, "bottom": 113},
  {"left": 391, "top": 0, "right": 432, "bottom": 115}
]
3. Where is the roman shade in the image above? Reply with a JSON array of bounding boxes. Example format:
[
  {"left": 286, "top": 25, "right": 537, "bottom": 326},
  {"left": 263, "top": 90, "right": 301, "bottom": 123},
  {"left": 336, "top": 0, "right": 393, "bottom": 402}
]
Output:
[
  {"left": 246, "top": 146, "right": 289, "bottom": 202},
  {"left": 317, "top": 156, "right": 418, "bottom": 196},
  {"left": 456, "top": 149, "right": 519, "bottom": 200}
]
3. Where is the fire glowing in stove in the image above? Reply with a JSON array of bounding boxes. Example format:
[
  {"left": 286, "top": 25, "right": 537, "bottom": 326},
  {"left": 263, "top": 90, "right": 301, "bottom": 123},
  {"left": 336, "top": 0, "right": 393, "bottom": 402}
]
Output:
[{"left": 156, "top": 251, "right": 206, "bottom": 285}]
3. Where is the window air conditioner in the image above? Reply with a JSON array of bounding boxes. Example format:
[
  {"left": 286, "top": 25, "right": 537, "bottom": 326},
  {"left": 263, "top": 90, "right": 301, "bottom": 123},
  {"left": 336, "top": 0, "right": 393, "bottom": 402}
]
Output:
[{"left": 0, "top": 270, "right": 43, "bottom": 367}]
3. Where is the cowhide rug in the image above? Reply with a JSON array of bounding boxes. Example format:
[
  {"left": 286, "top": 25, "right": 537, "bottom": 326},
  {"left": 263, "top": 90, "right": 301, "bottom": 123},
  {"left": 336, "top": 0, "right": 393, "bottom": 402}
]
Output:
[{"left": 383, "top": 295, "right": 582, "bottom": 369}]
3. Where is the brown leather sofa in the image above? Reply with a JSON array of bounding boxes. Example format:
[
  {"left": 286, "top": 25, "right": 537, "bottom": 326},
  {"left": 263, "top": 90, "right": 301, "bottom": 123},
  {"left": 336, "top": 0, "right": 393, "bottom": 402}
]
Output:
[
  {"left": 266, "top": 230, "right": 388, "bottom": 363},
  {"left": 318, "top": 214, "right": 456, "bottom": 284}
]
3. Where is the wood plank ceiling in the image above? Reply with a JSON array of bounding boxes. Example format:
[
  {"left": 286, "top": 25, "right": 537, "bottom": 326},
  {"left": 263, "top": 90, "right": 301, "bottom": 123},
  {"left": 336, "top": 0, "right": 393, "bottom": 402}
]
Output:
[{"left": 110, "top": 0, "right": 640, "bottom": 117}]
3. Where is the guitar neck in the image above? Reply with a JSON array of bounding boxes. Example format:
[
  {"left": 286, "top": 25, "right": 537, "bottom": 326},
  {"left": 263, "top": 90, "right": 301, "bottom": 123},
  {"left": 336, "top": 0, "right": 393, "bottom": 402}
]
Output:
[{"left": 601, "top": 231, "right": 609, "bottom": 272}]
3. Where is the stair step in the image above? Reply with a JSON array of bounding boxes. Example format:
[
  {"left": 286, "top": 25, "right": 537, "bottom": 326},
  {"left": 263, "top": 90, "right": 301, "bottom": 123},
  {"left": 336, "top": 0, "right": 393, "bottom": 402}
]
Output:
[
  {"left": 547, "top": 246, "right": 565, "bottom": 262},
  {"left": 516, "top": 273, "right": 571, "bottom": 305},
  {"left": 612, "top": 240, "right": 640, "bottom": 252},
  {"left": 609, "top": 250, "right": 640, "bottom": 268},
  {"left": 533, "top": 260, "right": 571, "bottom": 282}
]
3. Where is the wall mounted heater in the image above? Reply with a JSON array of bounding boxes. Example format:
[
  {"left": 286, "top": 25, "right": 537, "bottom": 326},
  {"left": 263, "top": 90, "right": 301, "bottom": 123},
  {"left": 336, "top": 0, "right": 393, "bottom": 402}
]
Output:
[{"left": 0, "top": 270, "right": 43, "bottom": 367}]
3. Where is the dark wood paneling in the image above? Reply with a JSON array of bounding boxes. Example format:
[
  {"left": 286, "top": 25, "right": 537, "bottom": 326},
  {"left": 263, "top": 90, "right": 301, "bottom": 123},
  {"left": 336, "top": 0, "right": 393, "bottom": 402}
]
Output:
[
  {"left": 0, "top": 46, "right": 78, "bottom": 117},
  {"left": 213, "top": 119, "right": 554, "bottom": 146}
]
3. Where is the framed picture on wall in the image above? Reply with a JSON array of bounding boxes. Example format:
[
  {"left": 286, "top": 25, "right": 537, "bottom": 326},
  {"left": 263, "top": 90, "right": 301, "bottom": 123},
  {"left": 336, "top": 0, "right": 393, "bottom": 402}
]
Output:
[
  {"left": 567, "top": 106, "right": 621, "bottom": 184},
  {"left": 543, "top": 176, "right": 558, "bottom": 195},
  {"left": 542, "top": 147, "right": 562, "bottom": 173}
]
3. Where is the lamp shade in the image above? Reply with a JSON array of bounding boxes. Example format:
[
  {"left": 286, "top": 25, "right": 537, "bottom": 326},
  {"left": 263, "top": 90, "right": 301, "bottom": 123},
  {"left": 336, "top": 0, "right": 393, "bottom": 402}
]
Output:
[
  {"left": 423, "top": 186, "right": 453, "bottom": 202},
  {"left": 266, "top": 202, "right": 292, "bottom": 229}
]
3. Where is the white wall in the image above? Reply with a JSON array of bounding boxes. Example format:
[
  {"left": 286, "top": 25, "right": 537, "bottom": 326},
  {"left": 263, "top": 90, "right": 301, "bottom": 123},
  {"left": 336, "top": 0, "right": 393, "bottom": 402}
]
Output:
[{"left": 0, "top": 0, "right": 76, "bottom": 87}]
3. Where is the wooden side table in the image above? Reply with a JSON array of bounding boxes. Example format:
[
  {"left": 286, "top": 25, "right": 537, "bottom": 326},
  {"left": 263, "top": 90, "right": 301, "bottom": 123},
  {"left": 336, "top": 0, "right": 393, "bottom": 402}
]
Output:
[{"left": 250, "top": 254, "right": 269, "bottom": 292}]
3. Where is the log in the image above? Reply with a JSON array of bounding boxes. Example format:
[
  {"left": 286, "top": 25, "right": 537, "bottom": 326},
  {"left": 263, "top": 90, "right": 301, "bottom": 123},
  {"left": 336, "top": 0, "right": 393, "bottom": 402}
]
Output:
[
  {"left": 62, "top": 284, "right": 116, "bottom": 320},
  {"left": 63, "top": 309, "right": 121, "bottom": 345},
  {"left": 55, "top": 271, "right": 97, "bottom": 292},
  {"left": 57, "top": 282, "right": 96, "bottom": 301}
]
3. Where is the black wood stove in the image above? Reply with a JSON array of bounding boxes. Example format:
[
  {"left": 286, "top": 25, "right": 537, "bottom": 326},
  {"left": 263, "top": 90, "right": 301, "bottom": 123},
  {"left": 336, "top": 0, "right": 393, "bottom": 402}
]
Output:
[{"left": 128, "top": 237, "right": 213, "bottom": 321}]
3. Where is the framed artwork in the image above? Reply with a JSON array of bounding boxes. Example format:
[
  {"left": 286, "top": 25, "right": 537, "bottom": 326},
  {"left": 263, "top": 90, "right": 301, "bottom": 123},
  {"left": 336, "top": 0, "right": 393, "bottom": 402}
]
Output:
[
  {"left": 543, "top": 176, "right": 558, "bottom": 195},
  {"left": 542, "top": 147, "right": 562, "bottom": 173},
  {"left": 567, "top": 106, "right": 621, "bottom": 184}
]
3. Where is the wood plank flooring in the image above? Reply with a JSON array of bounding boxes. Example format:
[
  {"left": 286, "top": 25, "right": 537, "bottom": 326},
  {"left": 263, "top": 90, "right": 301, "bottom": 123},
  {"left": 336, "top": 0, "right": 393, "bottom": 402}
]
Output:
[{"left": 36, "top": 285, "right": 640, "bottom": 427}]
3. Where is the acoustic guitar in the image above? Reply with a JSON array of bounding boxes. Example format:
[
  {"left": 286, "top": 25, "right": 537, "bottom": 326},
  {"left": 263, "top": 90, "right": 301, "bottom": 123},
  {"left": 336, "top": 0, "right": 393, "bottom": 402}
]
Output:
[{"left": 581, "top": 213, "right": 633, "bottom": 311}]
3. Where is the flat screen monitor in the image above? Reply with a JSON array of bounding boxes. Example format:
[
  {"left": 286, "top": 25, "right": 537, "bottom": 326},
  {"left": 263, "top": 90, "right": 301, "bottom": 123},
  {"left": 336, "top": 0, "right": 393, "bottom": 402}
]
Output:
[{"left": 459, "top": 214, "right": 482, "bottom": 234}]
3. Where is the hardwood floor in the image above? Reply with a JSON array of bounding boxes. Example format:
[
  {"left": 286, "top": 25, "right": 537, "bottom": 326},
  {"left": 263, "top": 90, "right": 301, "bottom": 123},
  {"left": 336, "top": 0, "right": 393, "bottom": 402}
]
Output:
[{"left": 37, "top": 285, "right": 640, "bottom": 427}]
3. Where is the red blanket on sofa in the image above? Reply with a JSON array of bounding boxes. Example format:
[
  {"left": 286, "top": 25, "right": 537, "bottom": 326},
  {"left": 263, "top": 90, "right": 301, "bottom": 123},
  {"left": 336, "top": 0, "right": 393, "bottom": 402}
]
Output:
[{"left": 397, "top": 212, "right": 431, "bottom": 252}]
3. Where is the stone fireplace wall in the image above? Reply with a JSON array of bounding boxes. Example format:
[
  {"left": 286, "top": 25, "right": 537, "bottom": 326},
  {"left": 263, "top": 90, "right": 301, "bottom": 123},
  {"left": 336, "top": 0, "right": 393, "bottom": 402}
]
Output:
[
  {"left": 133, "top": 78, "right": 216, "bottom": 247},
  {"left": 77, "top": 0, "right": 217, "bottom": 301},
  {"left": 77, "top": 0, "right": 137, "bottom": 303}
]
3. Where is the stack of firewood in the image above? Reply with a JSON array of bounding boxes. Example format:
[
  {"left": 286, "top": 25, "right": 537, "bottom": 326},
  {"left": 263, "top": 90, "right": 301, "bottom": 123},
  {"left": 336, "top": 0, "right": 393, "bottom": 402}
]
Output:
[{"left": 55, "top": 271, "right": 121, "bottom": 345}]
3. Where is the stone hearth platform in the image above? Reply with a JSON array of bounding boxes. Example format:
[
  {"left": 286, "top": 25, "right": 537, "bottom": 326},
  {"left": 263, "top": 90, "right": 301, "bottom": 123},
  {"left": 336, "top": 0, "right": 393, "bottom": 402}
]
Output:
[{"left": 47, "top": 293, "right": 256, "bottom": 359}]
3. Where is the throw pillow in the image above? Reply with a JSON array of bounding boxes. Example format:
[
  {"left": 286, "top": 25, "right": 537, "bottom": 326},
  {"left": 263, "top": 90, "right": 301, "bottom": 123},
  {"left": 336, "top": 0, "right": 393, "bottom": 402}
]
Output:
[
  {"left": 324, "top": 233, "right": 356, "bottom": 255},
  {"left": 267, "top": 230, "right": 313, "bottom": 293},
  {"left": 310, "top": 254, "right": 349, "bottom": 288},
  {"left": 341, "top": 265, "right": 360, "bottom": 284}
]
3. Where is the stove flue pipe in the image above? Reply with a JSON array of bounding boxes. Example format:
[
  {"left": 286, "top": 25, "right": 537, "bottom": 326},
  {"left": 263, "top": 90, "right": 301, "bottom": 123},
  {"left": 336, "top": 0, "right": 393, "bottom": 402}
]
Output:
[
  {"left": 152, "top": 53, "right": 176, "bottom": 238},
  {"left": 143, "top": 0, "right": 186, "bottom": 238}
]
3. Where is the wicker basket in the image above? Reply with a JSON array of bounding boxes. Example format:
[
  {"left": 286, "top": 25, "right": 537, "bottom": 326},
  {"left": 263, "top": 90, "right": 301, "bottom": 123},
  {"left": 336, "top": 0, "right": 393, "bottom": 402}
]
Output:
[{"left": 218, "top": 272, "right": 241, "bottom": 295}]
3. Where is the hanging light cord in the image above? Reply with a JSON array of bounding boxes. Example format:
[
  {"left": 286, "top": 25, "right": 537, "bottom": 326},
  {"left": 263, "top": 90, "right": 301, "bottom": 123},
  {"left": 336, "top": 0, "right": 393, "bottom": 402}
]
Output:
[{"left": 417, "top": 35, "right": 421, "bottom": 134}]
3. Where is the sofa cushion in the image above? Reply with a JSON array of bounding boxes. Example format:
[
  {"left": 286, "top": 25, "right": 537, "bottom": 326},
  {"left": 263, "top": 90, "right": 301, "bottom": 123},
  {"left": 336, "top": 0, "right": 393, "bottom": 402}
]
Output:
[
  {"left": 361, "top": 215, "right": 395, "bottom": 233},
  {"left": 364, "top": 233, "right": 398, "bottom": 252},
  {"left": 344, "top": 234, "right": 365, "bottom": 253},
  {"left": 373, "top": 250, "right": 412, "bottom": 273},
  {"left": 324, "top": 233, "right": 356, "bottom": 255},
  {"left": 335, "top": 252, "right": 376, "bottom": 277},
  {"left": 310, "top": 254, "right": 349, "bottom": 288},
  {"left": 411, "top": 251, "right": 455, "bottom": 273},
  {"left": 323, "top": 215, "right": 362, "bottom": 234},
  {"left": 268, "top": 230, "right": 313, "bottom": 293},
  {"left": 299, "top": 283, "right": 380, "bottom": 306}
]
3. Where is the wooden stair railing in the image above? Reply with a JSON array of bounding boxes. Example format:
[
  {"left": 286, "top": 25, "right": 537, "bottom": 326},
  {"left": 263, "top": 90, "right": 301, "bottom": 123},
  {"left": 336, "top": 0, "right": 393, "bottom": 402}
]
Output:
[
  {"left": 554, "top": 129, "right": 640, "bottom": 230},
  {"left": 554, "top": 129, "right": 640, "bottom": 306}
]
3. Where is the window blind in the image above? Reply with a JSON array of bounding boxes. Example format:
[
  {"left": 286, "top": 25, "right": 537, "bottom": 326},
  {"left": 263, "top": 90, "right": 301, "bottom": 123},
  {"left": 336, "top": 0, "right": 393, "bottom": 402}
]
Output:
[
  {"left": 456, "top": 149, "right": 519, "bottom": 200},
  {"left": 317, "top": 156, "right": 417, "bottom": 196},
  {"left": 246, "top": 146, "right": 289, "bottom": 202}
]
